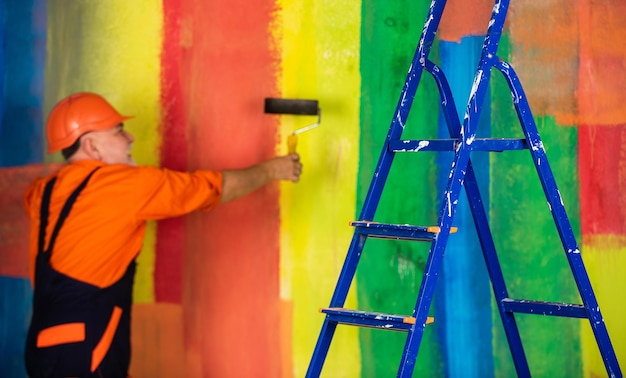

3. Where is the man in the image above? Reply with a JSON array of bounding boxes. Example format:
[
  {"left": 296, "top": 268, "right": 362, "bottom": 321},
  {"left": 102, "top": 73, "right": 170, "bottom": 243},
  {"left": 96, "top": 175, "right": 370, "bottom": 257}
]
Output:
[{"left": 23, "top": 92, "right": 302, "bottom": 377}]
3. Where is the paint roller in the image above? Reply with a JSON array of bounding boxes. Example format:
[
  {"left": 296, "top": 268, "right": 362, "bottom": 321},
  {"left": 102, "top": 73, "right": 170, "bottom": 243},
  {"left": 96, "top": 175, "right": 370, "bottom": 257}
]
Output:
[{"left": 264, "top": 98, "right": 321, "bottom": 154}]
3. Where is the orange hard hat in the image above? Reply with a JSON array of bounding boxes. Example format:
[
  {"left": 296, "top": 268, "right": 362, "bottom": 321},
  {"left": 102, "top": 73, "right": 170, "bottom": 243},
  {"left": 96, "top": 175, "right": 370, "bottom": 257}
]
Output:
[{"left": 46, "top": 92, "right": 133, "bottom": 153}]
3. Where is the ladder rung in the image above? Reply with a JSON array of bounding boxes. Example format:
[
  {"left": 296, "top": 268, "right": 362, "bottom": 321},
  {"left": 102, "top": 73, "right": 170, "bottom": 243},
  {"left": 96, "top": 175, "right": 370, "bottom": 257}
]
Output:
[
  {"left": 389, "top": 138, "right": 528, "bottom": 152},
  {"left": 351, "top": 221, "right": 457, "bottom": 241},
  {"left": 321, "top": 307, "right": 434, "bottom": 332},
  {"left": 501, "top": 298, "right": 587, "bottom": 318}
]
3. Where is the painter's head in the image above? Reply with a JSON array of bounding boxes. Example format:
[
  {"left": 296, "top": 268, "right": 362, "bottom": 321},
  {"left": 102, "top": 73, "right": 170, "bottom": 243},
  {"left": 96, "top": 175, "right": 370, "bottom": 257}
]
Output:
[{"left": 46, "top": 92, "right": 135, "bottom": 165}]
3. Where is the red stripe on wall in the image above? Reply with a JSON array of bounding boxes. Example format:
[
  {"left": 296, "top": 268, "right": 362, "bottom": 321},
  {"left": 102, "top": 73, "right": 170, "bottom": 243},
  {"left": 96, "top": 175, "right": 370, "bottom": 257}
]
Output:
[
  {"left": 578, "top": 124, "right": 626, "bottom": 236},
  {"left": 0, "top": 164, "right": 61, "bottom": 279},
  {"left": 155, "top": 0, "right": 186, "bottom": 303},
  {"left": 177, "top": 0, "right": 282, "bottom": 376}
]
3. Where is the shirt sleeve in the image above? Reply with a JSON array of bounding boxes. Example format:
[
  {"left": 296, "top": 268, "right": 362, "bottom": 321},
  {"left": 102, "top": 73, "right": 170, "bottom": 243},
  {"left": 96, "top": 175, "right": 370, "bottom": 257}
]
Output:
[{"left": 131, "top": 166, "right": 223, "bottom": 220}]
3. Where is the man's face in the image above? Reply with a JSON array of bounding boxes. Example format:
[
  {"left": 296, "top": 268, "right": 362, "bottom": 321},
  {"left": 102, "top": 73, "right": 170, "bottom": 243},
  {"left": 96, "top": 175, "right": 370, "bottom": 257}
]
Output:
[{"left": 89, "top": 124, "right": 135, "bottom": 165}]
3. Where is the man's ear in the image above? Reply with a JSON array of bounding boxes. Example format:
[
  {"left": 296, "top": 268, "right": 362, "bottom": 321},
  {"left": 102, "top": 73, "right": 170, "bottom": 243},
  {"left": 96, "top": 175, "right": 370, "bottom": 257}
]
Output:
[{"left": 80, "top": 135, "right": 101, "bottom": 160}]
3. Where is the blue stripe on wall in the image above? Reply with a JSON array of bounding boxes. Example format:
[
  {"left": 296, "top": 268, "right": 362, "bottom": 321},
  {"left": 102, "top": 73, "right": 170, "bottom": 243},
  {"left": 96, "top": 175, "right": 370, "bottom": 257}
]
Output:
[
  {"left": 0, "top": 0, "right": 46, "bottom": 167},
  {"left": 0, "top": 276, "right": 32, "bottom": 378},
  {"left": 0, "top": 1, "right": 4, "bottom": 149},
  {"left": 0, "top": 1, "right": 45, "bottom": 376},
  {"left": 434, "top": 36, "right": 494, "bottom": 377}
]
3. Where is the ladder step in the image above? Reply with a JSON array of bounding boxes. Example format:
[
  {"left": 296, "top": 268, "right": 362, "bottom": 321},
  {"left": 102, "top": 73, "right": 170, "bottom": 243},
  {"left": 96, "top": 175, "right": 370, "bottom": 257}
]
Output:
[
  {"left": 389, "top": 138, "right": 528, "bottom": 152},
  {"left": 351, "top": 221, "right": 457, "bottom": 241},
  {"left": 321, "top": 307, "right": 434, "bottom": 332},
  {"left": 502, "top": 298, "right": 587, "bottom": 318}
]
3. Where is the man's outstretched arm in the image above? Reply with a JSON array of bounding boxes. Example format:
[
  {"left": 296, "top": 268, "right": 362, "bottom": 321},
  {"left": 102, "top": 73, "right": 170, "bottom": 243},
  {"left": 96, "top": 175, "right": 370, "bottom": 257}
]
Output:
[{"left": 220, "top": 154, "right": 302, "bottom": 203}]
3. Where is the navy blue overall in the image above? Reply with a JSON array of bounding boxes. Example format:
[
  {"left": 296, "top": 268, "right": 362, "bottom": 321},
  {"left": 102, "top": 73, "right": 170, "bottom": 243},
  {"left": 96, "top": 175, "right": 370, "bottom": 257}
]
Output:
[{"left": 25, "top": 169, "right": 136, "bottom": 378}]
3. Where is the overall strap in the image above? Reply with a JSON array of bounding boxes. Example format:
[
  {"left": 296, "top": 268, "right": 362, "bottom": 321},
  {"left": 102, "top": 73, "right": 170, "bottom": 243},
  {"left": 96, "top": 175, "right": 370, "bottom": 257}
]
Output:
[
  {"left": 37, "top": 177, "right": 57, "bottom": 254},
  {"left": 38, "top": 167, "right": 101, "bottom": 257}
]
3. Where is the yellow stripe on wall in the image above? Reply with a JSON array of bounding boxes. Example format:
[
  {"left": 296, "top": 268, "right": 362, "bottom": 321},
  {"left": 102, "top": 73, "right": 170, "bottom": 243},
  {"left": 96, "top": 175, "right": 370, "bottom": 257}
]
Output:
[
  {"left": 274, "top": 0, "right": 362, "bottom": 376},
  {"left": 581, "top": 235, "right": 626, "bottom": 377},
  {"left": 45, "top": 0, "right": 163, "bottom": 303}
]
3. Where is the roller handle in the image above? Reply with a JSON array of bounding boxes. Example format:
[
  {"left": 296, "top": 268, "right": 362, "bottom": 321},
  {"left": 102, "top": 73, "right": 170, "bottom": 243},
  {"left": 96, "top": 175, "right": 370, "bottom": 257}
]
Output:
[{"left": 287, "top": 134, "right": 297, "bottom": 154}]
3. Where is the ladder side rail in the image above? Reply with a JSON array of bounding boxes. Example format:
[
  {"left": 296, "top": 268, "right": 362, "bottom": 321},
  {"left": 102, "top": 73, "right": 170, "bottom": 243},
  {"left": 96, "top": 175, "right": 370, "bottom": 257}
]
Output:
[
  {"left": 398, "top": 145, "right": 471, "bottom": 378},
  {"left": 458, "top": 0, "right": 510, "bottom": 142},
  {"left": 306, "top": 233, "right": 369, "bottom": 377},
  {"left": 493, "top": 60, "right": 579, "bottom": 266},
  {"left": 424, "top": 60, "right": 458, "bottom": 133},
  {"left": 326, "top": 234, "right": 367, "bottom": 306},
  {"left": 359, "top": 0, "right": 448, "bottom": 221},
  {"left": 398, "top": 60, "right": 486, "bottom": 375},
  {"left": 426, "top": 59, "right": 532, "bottom": 376},
  {"left": 395, "top": 61, "right": 465, "bottom": 378},
  {"left": 306, "top": 321, "right": 338, "bottom": 377},
  {"left": 493, "top": 59, "right": 622, "bottom": 377},
  {"left": 308, "top": 2, "right": 453, "bottom": 377},
  {"left": 480, "top": 0, "right": 510, "bottom": 64},
  {"left": 399, "top": 1, "right": 512, "bottom": 371},
  {"left": 396, "top": 58, "right": 476, "bottom": 376},
  {"left": 463, "top": 160, "right": 532, "bottom": 378}
]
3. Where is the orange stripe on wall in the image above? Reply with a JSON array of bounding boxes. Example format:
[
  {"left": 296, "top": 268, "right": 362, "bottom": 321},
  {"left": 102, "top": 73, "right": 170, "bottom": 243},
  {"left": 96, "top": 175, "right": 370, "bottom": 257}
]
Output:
[
  {"left": 577, "top": 0, "right": 626, "bottom": 126},
  {"left": 281, "top": 299, "right": 294, "bottom": 377},
  {"left": 438, "top": 0, "right": 493, "bottom": 42},
  {"left": 179, "top": 0, "right": 282, "bottom": 375},
  {"left": 507, "top": 1, "right": 579, "bottom": 126},
  {"left": 130, "top": 303, "right": 185, "bottom": 377}
]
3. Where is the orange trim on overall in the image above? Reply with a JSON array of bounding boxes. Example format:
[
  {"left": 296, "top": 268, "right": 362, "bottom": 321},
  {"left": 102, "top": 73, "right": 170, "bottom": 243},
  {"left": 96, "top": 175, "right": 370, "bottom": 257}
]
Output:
[
  {"left": 36, "top": 322, "right": 86, "bottom": 347},
  {"left": 91, "top": 306, "right": 123, "bottom": 372}
]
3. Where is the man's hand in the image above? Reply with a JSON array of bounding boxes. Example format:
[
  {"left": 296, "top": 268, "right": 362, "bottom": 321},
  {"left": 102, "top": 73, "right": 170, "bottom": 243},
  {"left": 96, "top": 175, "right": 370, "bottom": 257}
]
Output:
[
  {"left": 266, "top": 154, "right": 302, "bottom": 182},
  {"left": 220, "top": 154, "right": 303, "bottom": 203}
]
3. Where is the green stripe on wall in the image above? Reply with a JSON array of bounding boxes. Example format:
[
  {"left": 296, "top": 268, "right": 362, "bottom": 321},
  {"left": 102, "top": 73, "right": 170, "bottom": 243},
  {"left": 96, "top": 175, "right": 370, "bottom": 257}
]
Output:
[
  {"left": 490, "top": 34, "right": 582, "bottom": 377},
  {"left": 357, "top": 9, "right": 583, "bottom": 376},
  {"left": 358, "top": 1, "right": 442, "bottom": 376}
]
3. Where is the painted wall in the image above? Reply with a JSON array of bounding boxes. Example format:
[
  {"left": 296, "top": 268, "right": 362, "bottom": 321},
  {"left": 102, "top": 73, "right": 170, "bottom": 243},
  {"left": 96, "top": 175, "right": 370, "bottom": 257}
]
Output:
[{"left": 0, "top": 0, "right": 624, "bottom": 377}]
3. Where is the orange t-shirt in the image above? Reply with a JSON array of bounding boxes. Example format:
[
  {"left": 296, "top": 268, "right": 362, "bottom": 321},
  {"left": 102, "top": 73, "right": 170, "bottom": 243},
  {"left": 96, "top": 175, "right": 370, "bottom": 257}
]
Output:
[{"left": 24, "top": 160, "right": 222, "bottom": 288}]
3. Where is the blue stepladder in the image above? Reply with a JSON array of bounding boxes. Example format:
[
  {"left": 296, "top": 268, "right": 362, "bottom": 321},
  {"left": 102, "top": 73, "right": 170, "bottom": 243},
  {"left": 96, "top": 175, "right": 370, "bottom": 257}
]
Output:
[{"left": 305, "top": 0, "right": 623, "bottom": 377}]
